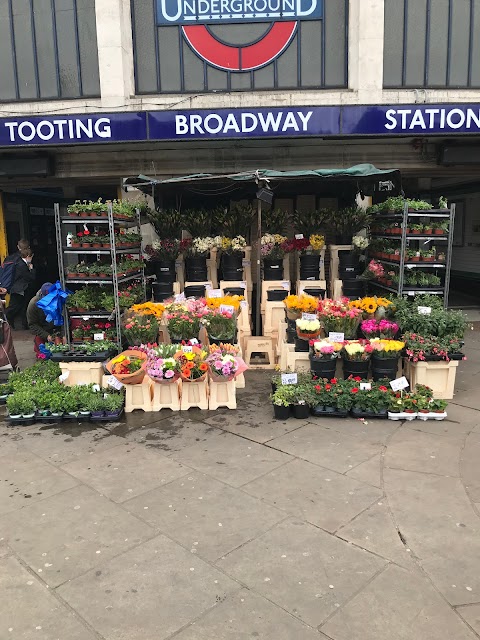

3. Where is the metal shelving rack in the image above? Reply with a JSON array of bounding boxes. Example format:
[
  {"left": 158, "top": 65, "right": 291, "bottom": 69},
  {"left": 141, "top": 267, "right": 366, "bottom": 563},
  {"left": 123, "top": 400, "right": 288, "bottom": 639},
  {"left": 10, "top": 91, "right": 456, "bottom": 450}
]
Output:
[
  {"left": 369, "top": 203, "right": 455, "bottom": 309},
  {"left": 54, "top": 202, "right": 145, "bottom": 352}
]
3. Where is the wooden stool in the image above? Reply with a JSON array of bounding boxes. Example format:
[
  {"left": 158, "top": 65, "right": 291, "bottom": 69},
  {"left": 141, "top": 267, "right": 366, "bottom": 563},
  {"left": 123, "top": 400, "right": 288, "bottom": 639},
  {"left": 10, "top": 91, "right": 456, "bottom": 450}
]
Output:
[
  {"left": 261, "top": 281, "right": 290, "bottom": 313},
  {"left": 235, "top": 344, "right": 245, "bottom": 389},
  {"left": 276, "top": 321, "right": 287, "bottom": 358},
  {"left": 263, "top": 301, "right": 285, "bottom": 335},
  {"left": 296, "top": 279, "right": 327, "bottom": 296},
  {"left": 329, "top": 245, "right": 352, "bottom": 295},
  {"left": 125, "top": 379, "right": 153, "bottom": 413},
  {"left": 151, "top": 379, "right": 181, "bottom": 412},
  {"left": 279, "top": 341, "right": 291, "bottom": 370},
  {"left": 181, "top": 377, "right": 209, "bottom": 410},
  {"left": 285, "top": 346, "right": 310, "bottom": 372},
  {"left": 333, "top": 279, "right": 344, "bottom": 300},
  {"left": 209, "top": 379, "right": 237, "bottom": 410},
  {"left": 244, "top": 337, "right": 276, "bottom": 370}
]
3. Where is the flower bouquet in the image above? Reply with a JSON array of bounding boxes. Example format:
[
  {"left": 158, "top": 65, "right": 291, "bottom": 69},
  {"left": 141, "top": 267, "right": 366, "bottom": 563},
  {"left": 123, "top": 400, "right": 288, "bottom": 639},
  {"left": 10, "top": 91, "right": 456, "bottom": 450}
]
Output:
[
  {"left": 317, "top": 298, "right": 363, "bottom": 338},
  {"left": 260, "top": 234, "right": 289, "bottom": 260},
  {"left": 107, "top": 350, "right": 147, "bottom": 384},
  {"left": 166, "top": 310, "right": 201, "bottom": 342},
  {"left": 206, "top": 352, "right": 239, "bottom": 381},
  {"left": 341, "top": 340, "right": 374, "bottom": 379},
  {"left": 296, "top": 318, "right": 321, "bottom": 340},
  {"left": 284, "top": 294, "right": 318, "bottom": 321},
  {"left": 145, "top": 354, "right": 180, "bottom": 384},
  {"left": 122, "top": 315, "right": 159, "bottom": 346},
  {"left": 310, "top": 339, "right": 342, "bottom": 379},
  {"left": 175, "top": 346, "right": 209, "bottom": 382},
  {"left": 361, "top": 318, "right": 399, "bottom": 339},
  {"left": 360, "top": 259, "right": 385, "bottom": 280}
]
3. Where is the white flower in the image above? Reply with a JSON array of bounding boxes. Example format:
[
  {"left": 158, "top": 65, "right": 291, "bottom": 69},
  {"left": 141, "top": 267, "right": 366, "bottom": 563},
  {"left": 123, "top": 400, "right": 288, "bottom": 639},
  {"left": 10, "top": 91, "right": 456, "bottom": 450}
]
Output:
[
  {"left": 261, "top": 234, "right": 275, "bottom": 245},
  {"left": 213, "top": 235, "right": 223, "bottom": 248},
  {"left": 352, "top": 235, "right": 369, "bottom": 249},
  {"left": 231, "top": 236, "right": 247, "bottom": 251},
  {"left": 296, "top": 318, "right": 321, "bottom": 331},
  {"left": 192, "top": 236, "right": 215, "bottom": 254}
]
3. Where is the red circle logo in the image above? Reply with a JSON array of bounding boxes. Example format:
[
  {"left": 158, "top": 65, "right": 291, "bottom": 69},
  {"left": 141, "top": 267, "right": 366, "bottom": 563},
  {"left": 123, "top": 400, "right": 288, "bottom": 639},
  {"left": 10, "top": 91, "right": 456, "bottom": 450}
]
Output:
[{"left": 182, "top": 22, "right": 297, "bottom": 71}]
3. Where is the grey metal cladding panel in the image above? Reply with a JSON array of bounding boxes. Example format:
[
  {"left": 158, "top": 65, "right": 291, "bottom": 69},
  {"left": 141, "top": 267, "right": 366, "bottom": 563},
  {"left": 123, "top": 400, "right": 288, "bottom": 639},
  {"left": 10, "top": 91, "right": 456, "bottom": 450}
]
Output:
[
  {"left": 158, "top": 26, "right": 182, "bottom": 91},
  {"left": 276, "top": 31, "right": 298, "bottom": 87},
  {"left": 449, "top": 0, "right": 470, "bottom": 86},
  {"left": 182, "top": 39, "right": 206, "bottom": 91},
  {"left": 427, "top": 0, "right": 449, "bottom": 86},
  {"left": 209, "top": 22, "right": 270, "bottom": 44},
  {"left": 471, "top": 0, "right": 480, "bottom": 85},
  {"left": 300, "top": 20, "right": 322, "bottom": 87},
  {"left": 0, "top": 1, "right": 17, "bottom": 100},
  {"left": 53, "top": 4, "right": 80, "bottom": 97},
  {"left": 230, "top": 71, "right": 251, "bottom": 90},
  {"left": 12, "top": 0, "right": 37, "bottom": 99},
  {"left": 383, "top": 0, "right": 404, "bottom": 87},
  {"left": 132, "top": 0, "right": 158, "bottom": 93},
  {"left": 33, "top": 0, "right": 59, "bottom": 98},
  {"left": 404, "top": 0, "right": 427, "bottom": 86},
  {"left": 324, "top": 0, "right": 346, "bottom": 86},
  {"left": 76, "top": 5, "right": 100, "bottom": 95},
  {"left": 253, "top": 61, "right": 275, "bottom": 89},
  {"left": 206, "top": 65, "right": 229, "bottom": 90}
]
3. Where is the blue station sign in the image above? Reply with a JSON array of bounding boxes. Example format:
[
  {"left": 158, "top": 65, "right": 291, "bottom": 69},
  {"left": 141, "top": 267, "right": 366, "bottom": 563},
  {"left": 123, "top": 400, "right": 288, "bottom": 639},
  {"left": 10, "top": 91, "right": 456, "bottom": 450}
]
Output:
[{"left": 156, "top": 0, "right": 323, "bottom": 25}]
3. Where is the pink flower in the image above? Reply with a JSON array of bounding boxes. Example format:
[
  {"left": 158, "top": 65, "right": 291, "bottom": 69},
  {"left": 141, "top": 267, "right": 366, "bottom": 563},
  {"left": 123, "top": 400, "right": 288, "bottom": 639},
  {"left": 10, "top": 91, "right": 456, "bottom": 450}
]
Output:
[{"left": 164, "top": 369, "right": 174, "bottom": 379}]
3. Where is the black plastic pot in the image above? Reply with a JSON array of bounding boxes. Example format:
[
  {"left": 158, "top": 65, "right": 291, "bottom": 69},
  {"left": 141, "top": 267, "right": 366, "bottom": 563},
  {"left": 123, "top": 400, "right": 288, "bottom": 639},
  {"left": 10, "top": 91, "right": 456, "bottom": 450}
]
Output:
[
  {"left": 294, "top": 337, "right": 310, "bottom": 352},
  {"left": 286, "top": 317, "right": 297, "bottom": 330},
  {"left": 310, "top": 356, "right": 337, "bottom": 380},
  {"left": 342, "top": 279, "right": 365, "bottom": 298},
  {"left": 273, "top": 404, "right": 291, "bottom": 420},
  {"left": 267, "top": 289, "right": 288, "bottom": 302},
  {"left": 343, "top": 359, "right": 370, "bottom": 379},
  {"left": 153, "top": 282, "right": 174, "bottom": 302},
  {"left": 300, "top": 254, "right": 320, "bottom": 280},
  {"left": 371, "top": 356, "right": 399, "bottom": 381},
  {"left": 185, "top": 256, "right": 208, "bottom": 282},
  {"left": 311, "top": 405, "right": 348, "bottom": 418},
  {"left": 339, "top": 251, "right": 361, "bottom": 280},
  {"left": 223, "top": 287, "right": 245, "bottom": 296},
  {"left": 293, "top": 404, "right": 310, "bottom": 419},
  {"left": 263, "top": 258, "right": 284, "bottom": 281},
  {"left": 222, "top": 253, "right": 244, "bottom": 281},
  {"left": 304, "top": 288, "right": 326, "bottom": 298},
  {"left": 153, "top": 260, "right": 176, "bottom": 283},
  {"left": 286, "top": 327, "right": 296, "bottom": 344},
  {"left": 184, "top": 284, "right": 206, "bottom": 298},
  {"left": 209, "top": 334, "right": 236, "bottom": 346}
]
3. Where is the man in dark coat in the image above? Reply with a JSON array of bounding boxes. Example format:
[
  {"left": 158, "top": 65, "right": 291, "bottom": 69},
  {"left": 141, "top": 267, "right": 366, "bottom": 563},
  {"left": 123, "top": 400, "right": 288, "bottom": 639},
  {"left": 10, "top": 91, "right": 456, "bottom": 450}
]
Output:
[
  {"left": 26, "top": 282, "right": 56, "bottom": 355},
  {"left": 5, "top": 239, "right": 36, "bottom": 330}
]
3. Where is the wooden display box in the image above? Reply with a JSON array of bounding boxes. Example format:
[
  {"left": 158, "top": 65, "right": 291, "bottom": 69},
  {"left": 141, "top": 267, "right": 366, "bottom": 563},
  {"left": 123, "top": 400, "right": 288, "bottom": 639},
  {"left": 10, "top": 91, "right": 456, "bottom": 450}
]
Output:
[
  {"left": 60, "top": 362, "right": 104, "bottom": 387},
  {"left": 406, "top": 359, "right": 459, "bottom": 400}
]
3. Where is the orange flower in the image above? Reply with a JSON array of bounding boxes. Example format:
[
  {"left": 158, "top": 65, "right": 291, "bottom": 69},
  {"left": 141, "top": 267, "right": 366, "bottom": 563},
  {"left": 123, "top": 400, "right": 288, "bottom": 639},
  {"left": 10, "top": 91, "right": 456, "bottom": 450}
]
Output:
[
  {"left": 199, "top": 363, "right": 208, "bottom": 371},
  {"left": 181, "top": 366, "right": 191, "bottom": 377},
  {"left": 186, "top": 361, "right": 194, "bottom": 369}
]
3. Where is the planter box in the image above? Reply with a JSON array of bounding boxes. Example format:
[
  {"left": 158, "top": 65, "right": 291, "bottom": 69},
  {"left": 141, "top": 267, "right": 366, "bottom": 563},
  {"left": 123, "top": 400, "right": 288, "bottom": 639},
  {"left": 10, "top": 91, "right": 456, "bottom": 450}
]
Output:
[
  {"left": 59, "top": 362, "right": 104, "bottom": 387},
  {"left": 407, "top": 359, "right": 459, "bottom": 400},
  {"left": 388, "top": 411, "right": 418, "bottom": 421},
  {"left": 350, "top": 408, "right": 388, "bottom": 419},
  {"left": 417, "top": 411, "right": 447, "bottom": 421}
]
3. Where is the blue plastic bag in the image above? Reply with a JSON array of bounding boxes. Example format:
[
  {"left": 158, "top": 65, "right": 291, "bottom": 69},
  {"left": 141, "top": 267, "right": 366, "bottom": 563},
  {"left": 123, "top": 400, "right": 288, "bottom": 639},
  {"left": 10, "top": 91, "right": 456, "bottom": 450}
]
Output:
[{"left": 36, "top": 281, "right": 72, "bottom": 326}]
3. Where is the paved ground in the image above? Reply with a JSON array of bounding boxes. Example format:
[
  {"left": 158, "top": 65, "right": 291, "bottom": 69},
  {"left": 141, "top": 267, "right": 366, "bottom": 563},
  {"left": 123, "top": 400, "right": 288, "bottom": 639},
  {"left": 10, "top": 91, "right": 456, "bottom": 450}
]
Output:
[{"left": 2, "top": 332, "right": 480, "bottom": 639}]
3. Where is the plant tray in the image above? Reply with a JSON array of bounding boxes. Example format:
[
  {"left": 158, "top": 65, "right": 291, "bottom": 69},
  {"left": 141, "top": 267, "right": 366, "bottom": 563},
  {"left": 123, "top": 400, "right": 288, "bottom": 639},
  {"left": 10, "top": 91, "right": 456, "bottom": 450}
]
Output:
[
  {"left": 7, "top": 416, "right": 37, "bottom": 426},
  {"left": 310, "top": 407, "right": 349, "bottom": 418},
  {"left": 351, "top": 408, "right": 388, "bottom": 419},
  {"left": 388, "top": 411, "right": 418, "bottom": 421},
  {"left": 417, "top": 412, "right": 447, "bottom": 421},
  {"left": 93, "top": 409, "right": 125, "bottom": 422}
]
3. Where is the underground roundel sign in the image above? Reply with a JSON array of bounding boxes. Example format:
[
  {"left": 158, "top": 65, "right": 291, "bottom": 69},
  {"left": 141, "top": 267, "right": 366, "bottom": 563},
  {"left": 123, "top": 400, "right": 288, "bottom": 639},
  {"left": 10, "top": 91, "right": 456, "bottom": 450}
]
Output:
[{"left": 156, "top": 0, "right": 323, "bottom": 71}]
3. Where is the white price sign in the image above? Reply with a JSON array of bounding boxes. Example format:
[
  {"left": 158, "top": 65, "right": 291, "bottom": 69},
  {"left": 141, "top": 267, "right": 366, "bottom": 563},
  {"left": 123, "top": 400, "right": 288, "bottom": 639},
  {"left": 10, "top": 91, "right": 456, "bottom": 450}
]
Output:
[
  {"left": 295, "top": 234, "right": 304, "bottom": 240},
  {"left": 360, "top": 382, "right": 372, "bottom": 391},
  {"left": 281, "top": 373, "right": 298, "bottom": 385},
  {"left": 107, "top": 376, "right": 124, "bottom": 390},
  {"left": 190, "top": 338, "right": 199, "bottom": 345},
  {"left": 302, "top": 313, "right": 317, "bottom": 321},
  {"left": 242, "top": 259, "right": 251, "bottom": 267},
  {"left": 182, "top": 345, "right": 193, "bottom": 352},
  {"left": 390, "top": 376, "right": 409, "bottom": 392},
  {"left": 281, "top": 281, "right": 290, "bottom": 291},
  {"left": 208, "top": 289, "right": 222, "bottom": 298},
  {"left": 240, "top": 281, "right": 247, "bottom": 289},
  {"left": 92, "top": 384, "right": 101, "bottom": 392},
  {"left": 174, "top": 293, "right": 185, "bottom": 302},
  {"left": 220, "top": 304, "right": 235, "bottom": 315},
  {"left": 240, "top": 300, "right": 248, "bottom": 309},
  {"left": 94, "top": 332, "right": 105, "bottom": 341},
  {"left": 59, "top": 371, "right": 70, "bottom": 382},
  {"left": 418, "top": 306, "right": 432, "bottom": 315},
  {"left": 328, "top": 332, "right": 345, "bottom": 342}
]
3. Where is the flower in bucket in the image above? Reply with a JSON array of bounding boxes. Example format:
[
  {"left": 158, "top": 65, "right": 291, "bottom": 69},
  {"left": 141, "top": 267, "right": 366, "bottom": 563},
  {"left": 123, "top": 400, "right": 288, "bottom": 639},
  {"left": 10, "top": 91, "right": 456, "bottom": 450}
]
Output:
[
  {"left": 284, "top": 294, "right": 318, "bottom": 318},
  {"left": 342, "top": 340, "right": 374, "bottom": 361},
  {"left": 206, "top": 295, "right": 244, "bottom": 312},
  {"left": 310, "top": 340, "right": 342, "bottom": 360},
  {"left": 130, "top": 301, "right": 165, "bottom": 318},
  {"left": 317, "top": 298, "right": 363, "bottom": 337},
  {"left": 122, "top": 315, "right": 159, "bottom": 346},
  {"left": 360, "top": 259, "right": 385, "bottom": 280},
  {"left": 352, "top": 235, "right": 369, "bottom": 251},
  {"left": 174, "top": 346, "right": 208, "bottom": 381},
  {"left": 361, "top": 318, "right": 399, "bottom": 339},
  {"left": 296, "top": 318, "right": 321, "bottom": 337},
  {"left": 260, "top": 233, "right": 290, "bottom": 259},
  {"left": 370, "top": 339, "right": 405, "bottom": 358}
]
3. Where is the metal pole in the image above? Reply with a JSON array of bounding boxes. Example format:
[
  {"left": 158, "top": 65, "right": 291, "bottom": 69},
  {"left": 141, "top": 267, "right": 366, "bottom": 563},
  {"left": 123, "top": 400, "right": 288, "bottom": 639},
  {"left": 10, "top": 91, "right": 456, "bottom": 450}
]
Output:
[
  {"left": 54, "top": 202, "right": 70, "bottom": 346},
  {"left": 255, "top": 198, "right": 262, "bottom": 337},
  {"left": 109, "top": 202, "right": 122, "bottom": 353},
  {"left": 444, "top": 203, "right": 455, "bottom": 309}
]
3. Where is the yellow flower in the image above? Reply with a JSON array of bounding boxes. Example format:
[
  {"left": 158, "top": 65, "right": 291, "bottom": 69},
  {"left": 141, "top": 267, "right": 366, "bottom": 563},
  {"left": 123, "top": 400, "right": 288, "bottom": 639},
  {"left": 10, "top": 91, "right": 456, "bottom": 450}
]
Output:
[
  {"left": 206, "top": 295, "right": 244, "bottom": 311},
  {"left": 221, "top": 237, "right": 231, "bottom": 250},
  {"left": 274, "top": 234, "right": 287, "bottom": 244},
  {"left": 184, "top": 352, "right": 195, "bottom": 360},
  {"left": 309, "top": 234, "right": 325, "bottom": 251},
  {"left": 130, "top": 302, "right": 164, "bottom": 318}
]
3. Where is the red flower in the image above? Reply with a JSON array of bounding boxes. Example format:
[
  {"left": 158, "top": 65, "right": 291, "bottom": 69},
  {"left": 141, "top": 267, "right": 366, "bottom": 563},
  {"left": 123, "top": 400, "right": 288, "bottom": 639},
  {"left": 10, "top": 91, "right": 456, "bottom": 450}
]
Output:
[
  {"left": 351, "top": 388, "right": 359, "bottom": 394},
  {"left": 315, "top": 385, "right": 321, "bottom": 391},
  {"left": 325, "top": 384, "right": 331, "bottom": 391},
  {"left": 379, "top": 385, "right": 388, "bottom": 392},
  {"left": 330, "top": 378, "right": 338, "bottom": 384},
  {"left": 354, "top": 376, "right": 362, "bottom": 382}
]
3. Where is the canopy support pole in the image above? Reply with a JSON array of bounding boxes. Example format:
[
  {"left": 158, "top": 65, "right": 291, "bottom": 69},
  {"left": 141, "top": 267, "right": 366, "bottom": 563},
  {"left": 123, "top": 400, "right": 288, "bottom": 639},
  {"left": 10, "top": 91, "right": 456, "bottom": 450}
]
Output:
[{"left": 255, "top": 197, "right": 262, "bottom": 337}]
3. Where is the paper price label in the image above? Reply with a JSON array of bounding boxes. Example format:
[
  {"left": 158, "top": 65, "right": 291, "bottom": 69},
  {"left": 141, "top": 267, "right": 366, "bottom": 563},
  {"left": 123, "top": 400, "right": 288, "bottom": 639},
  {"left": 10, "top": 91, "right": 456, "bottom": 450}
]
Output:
[
  {"left": 240, "top": 281, "right": 247, "bottom": 289},
  {"left": 390, "top": 376, "right": 409, "bottom": 392},
  {"left": 281, "top": 373, "right": 298, "bottom": 385},
  {"left": 240, "top": 300, "right": 248, "bottom": 309},
  {"left": 220, "top": 304, "right": 235, "bottom": 315},
  {"left": 92, "top": 384, "right": 101, "bottom": 392},
  {"left": 190, "top": 338, "right": 199, "bottom": 345},
  {"left": 418, "top": 306, "right": 432, "bottom": 315},
  {"left": 328, "top": 332, "right": 345, "bottom": 343},
  {"left": 107, "top": 376, "right": 124, "bottom": 390},
  {"left": 59, "top": 371, "right": 70, "bottom": 382},
  {"left": 175, "top": 262, "right": 182, "bottom": 268},
  {"left": 208, "top": 289, "right": 222, "bottom": 298},
  {"left": 174, "top": 293, "right": 185, "bottom": 302},
  {"left": 302, "top": 313, "right": 317, "bottom": 321},
  {"left": 182, "top": 345, "right": 193, "bottom": 352},
  {"left": 295, "top": 234, "right": 304, "bottom": 240},
  {"left": 360, "top": 382, "right": 372, "bottom": 391},
  {"left": 242, "top": 259, "right": 251, "bottom": 267},
  {"left": 94, "top": 332, "right": 105, "bottom": 341},
  {"left": 281, "top": 281, "right": 290, "bottom": 291}
]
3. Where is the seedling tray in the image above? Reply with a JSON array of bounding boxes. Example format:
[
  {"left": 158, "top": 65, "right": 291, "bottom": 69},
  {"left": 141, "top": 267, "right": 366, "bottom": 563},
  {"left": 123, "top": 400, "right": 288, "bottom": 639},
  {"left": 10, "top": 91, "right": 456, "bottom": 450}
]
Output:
[
  {"left": 94, "top": 409, "right": 125, "bottom": 422},
  {"left": 351, "top": 408, "right": 388, "bottom": 419},
  {"left": 310, "top": 407, "right": 349, "bottom": 418}
]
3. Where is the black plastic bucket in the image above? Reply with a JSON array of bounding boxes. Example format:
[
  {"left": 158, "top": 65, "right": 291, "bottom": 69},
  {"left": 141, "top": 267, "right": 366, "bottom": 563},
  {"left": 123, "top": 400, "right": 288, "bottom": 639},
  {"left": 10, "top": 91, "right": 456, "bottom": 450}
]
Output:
[
  {"left": 152, "top": 282, "right": 174, "bottom": 302},
  {"left": 303, "top": 288, "right": 325, "bottom": 298},
  {"left": 371, "top": 356, "right": 399, "bottom": 381},
  {"left": 343, "top": 359, "right": 370, "bottom": 380},
  {"left": 184, "top": 284, "right": 206, "bottom": 298},
  {"left": 294, "top": 337, "right": 310, "bottom": 352},
  {"left": 267, "top": 289, "right": 288, "bottom": 301},
  {"left": 263, "top": 258, "right": 284, "bottom": 281},
  {"left": 310, "top": 356, "right": 337, "bottom": 380},
  {"left": 300, "top": 254, "right": 320, "bottom": 280},
  {"left": 153, "top": 260, "right": 176, "bottom": 283},
  {"left": 342, "top": 279, "right": 365, "bottom": 298},
  {"left": 185, "top": 256, "right": 208, "bottom": 282},
  {"left": 223, "top": 287, "right": 245, "bottom": 296},
  {"left": 222, "top": 253, "right": 244, "bottom": 281}
]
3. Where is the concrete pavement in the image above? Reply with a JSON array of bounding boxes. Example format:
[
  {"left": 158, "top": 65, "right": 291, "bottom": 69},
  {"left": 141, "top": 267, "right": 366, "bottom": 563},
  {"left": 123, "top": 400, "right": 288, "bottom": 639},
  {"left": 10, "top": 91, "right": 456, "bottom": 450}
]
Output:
[{"left": 1, "top": 333, "right": 480, "bottom": 639}]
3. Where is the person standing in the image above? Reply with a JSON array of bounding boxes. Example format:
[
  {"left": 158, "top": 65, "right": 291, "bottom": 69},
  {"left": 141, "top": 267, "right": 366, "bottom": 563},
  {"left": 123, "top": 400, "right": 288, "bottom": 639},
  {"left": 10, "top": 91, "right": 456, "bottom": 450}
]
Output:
[
  {"left": 26, "top": 282, "right": 58, "bottom": 355},
  {"left": 4, "top": 240, "right": 36, "bottom": 330}
]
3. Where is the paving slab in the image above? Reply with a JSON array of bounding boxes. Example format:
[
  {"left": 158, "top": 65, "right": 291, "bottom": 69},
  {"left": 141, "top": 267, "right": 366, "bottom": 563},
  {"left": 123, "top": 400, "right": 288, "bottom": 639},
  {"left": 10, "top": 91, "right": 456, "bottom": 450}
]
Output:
[
  {"left": 0, "top": 449, "right": 78, "bottom": 516},
  {"left": 385, "top": 426, "right": 461, "bottom": 476},
  {"left": 0, "top": 484, "right": 154, "bottom": 587},
  {"left": 321, "top": 564, "right": 477, "bottom": 640},
  {"left": 457, "top": 603, "right": 480, "bottom": 636},
  {"left": 336, "top": 501, "right": 413, "bottom": 567},
  {"left": 345, "top": 453, "right": 382, "bottom": 488},
  {"left": 410, "top": 404, "right": 478, "bottom": 437},
  {"left": 61, "top": 442, "right": 189, "bottom": 502},
  {"left": 58, "top": 535, "right": 240, "bottom": 640},
  {"left": 385, "top": 468, "right": 480, "bottom": 605},
  {"left": 307, "top": 415, "right": 399, "bottom": 445},
  {"left": 170, "top": 431, "right": 291, "bottom": 488},
  {"left": 203, "top": 411, "right": 308, "bottom": 444},
  {"left": 0, "top": 555, "right": 96, "bottom": 640},
  {"left": 243, "top": 458, "right": 383, "bottom": 532},
  {"left": 125, "top": 416, "right": 221, "bottom": 454},
  {"left": 267, "top": 423, "right": 382, "bottom": 473},
  {"left": 124, "top": 472, "right": 285, "bottom": 562},
  {"left": 0, "top": 431, "right": 25, "bottom": 458},
  {"left": 218, "top": 518, "right": 385, "bottom": 628},
  {"left": 173, "top": 588, "right": 326, "bottom": 639},
  {"left": 461, "top": 432, "right": 480, "bottom": 503}
]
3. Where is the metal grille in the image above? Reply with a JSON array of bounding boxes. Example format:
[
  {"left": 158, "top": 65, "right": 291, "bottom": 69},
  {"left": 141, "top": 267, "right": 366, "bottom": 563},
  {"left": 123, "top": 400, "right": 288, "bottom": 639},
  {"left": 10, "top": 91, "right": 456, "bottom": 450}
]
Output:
[
  {"left": 384, "top": 0, "right": 480, "bottom": 88},
  {"left": 0, "top": 0, "right": 100, "bottom": 102},
  {"left": 131, "top": 0, "right": 348, "bottom": 94}
]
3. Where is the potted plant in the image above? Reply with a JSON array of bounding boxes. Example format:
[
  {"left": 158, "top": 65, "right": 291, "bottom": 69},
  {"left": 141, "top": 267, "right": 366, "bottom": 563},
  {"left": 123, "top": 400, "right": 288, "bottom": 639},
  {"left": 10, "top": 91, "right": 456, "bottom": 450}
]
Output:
[
  {"left": 296, "top": 317, "right": 321, "bottom": 340},
  {"left": 410, "top": 223, "right": 424, "bottom": 235},
  {"left": 205, "top": 311, "right": 237, "bottom": 345},
  {"left": 309, "top": 339, "right": 341, "bottom": 379},
  {"left": 88, "top": 393, "right": 106, "bottom": 419},
  {"left": 104, "top": 393, "right": 124, "bottom": 418},
  {"left": 341, "top": 341, "right": 373, "bottom": 379},
  {"left": 166, "top": 310, "right": 201, "bottom": 343},
  {"left": 271, "top": 384, "right": 294, "bottom": 420},
  {"left": 291, "top": 383, "right": 312, "bottom": 419},
  {"left": 107, "top": 350, "right": 147, "bottom": 384},
  {"left": 0, "top": 381, "right": 12, "bottom": 402},
  {"left": 217, "top": 235, "right": 248, "bottom": 281},
  {"left": 7, "top": 391, "right": 36, "bottom": 419},
  {"left": 63, "top": 389, "right": 79, "bottom": 417},
  {"left": 49, "top": 392, "right": 65, "bottom": 418},
  {"left": 350, "top": 382, "right": 390, "bottom": 418},
  {"left": 370, "top": 339, "right": 405, "bottom": 380},
  {"left": 145, "top": 239, "right": 181, "bottom": 283}
]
